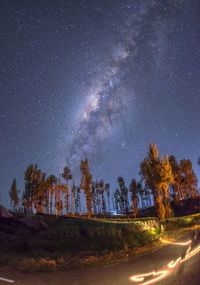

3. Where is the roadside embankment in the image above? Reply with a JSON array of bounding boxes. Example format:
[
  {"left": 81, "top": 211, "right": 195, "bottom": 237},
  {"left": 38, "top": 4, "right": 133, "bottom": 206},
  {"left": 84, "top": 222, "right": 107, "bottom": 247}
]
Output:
[{"left": 0, "top": 213, "right": 199, "bottom": 272}]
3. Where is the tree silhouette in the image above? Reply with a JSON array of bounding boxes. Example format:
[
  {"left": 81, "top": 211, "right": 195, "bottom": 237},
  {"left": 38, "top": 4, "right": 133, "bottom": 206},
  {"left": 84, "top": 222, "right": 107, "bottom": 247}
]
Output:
[
  {"left": 129, "top": 178, "right": 138, "bottom": 218},
  {"left": 23, "top": 164, "right": 34, "bottom": 212},
  {"left": 136, "top": 182, "right": 145, "bottom": 208},
  {"left": 9, "top": 178, "right": 19, "bottom": 211},
  {"left": 117, "top": 177, "right": 129, "bottom": 214},
  {"left": 113, "top": 188, "right": 120, "bottom": 214},
  {"left": 99, "top": 179, "right": 106, "bottom": 215},
  {"left": 169, "top": 155, "right": 183, "bottom": 206},
  {"left": 37, "top": 172, "right": 47, "bottom": 214},
  {"left": 75, "top": 186, "right": 81, "bottom": 215},
  {"left": 105, "top": 183, "right": 111, "bottom": 213}
]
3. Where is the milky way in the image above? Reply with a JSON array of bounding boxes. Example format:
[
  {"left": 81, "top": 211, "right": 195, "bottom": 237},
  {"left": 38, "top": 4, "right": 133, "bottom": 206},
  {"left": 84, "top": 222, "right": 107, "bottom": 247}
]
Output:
[
  {"left": 1, "top": 0, "right": 200, "bottom": 206},
  {"left": 64, "top": 0, "right": 179, "bottom": 173}
]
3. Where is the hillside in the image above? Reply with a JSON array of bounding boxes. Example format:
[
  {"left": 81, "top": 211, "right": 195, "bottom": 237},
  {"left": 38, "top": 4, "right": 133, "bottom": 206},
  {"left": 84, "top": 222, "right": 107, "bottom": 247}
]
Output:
[{"left": 0, "top": 213, "right": 200, "bottom": 272}]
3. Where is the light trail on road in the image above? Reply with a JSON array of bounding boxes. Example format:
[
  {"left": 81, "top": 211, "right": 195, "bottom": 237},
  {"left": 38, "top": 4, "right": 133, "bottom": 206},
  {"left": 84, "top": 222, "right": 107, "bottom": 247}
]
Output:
[
  {"left": 129, "top": 235, "right": 200, "bottom": 285},
  {"left": 0, "top": 277, "right": 15, "bottom": 283},
  {"left": 160, "top": 238, "right": 191, "bottom": 246}
]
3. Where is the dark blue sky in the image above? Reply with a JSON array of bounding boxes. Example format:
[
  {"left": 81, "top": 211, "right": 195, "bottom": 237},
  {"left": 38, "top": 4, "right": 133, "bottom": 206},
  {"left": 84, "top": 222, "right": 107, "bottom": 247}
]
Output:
[{"left": 1, "top": 0, "right": 200, "bottom": 207}]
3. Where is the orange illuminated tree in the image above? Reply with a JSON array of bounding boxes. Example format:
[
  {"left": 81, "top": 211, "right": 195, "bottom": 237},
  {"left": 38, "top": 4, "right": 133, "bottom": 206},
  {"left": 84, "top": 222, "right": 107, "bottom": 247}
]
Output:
[{"left": 140, "top": 144, "right": 174, "bottom": 218}]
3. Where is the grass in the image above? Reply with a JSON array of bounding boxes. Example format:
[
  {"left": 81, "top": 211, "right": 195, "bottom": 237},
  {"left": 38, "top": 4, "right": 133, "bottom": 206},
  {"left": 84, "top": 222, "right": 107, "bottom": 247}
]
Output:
[{"left": 0, "top": 212, "right": 200, "bottom": 272}]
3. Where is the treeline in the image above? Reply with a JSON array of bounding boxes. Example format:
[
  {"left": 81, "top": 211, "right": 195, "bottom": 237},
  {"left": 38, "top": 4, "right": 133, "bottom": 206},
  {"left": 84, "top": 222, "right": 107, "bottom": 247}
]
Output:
[
  {"left": 9, "top": 144, "right": 199, "bottom": 219},
  {"left": 140, "top": 144, "right": 198, "bottom": 218}
]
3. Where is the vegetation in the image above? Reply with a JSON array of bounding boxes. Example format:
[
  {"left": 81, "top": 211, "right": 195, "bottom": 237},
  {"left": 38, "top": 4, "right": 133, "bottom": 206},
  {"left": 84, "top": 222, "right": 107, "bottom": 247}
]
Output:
[
  {"left": 9, "top": 178, "right": 19, "bottom": 211},
  {"left": 1, "top": 142, "right": 199, "bottom": 273},
  {"left": 7, "top": 143, "right": 199, "bottom": 220},
  {"left": 0, "top": 213, "right": 200, "bottom": 272}
]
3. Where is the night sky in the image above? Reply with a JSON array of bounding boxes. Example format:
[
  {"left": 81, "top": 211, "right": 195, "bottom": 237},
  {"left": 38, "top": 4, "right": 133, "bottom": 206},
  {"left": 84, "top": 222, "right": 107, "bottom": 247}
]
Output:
[{"left": 1, "top": 0, "right": 200, "bottom": 207}]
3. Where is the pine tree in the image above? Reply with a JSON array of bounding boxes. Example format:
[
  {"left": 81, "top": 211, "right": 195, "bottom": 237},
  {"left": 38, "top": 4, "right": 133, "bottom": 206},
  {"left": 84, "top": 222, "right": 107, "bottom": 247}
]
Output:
[
  {"left": 62, "top": 166, "right": 72, "bottom": 215},
  {"left": 117, "top": 177, "right": 128, "bottom": 214},
  {"left": 46, "top": 174, "right": 57, "bottom": 214},
  {"left": 37, "top": 172, "right": 47, "bottom": 214},
  {"left": 91, "top": 182, "right": 97, "bottom": 216},
  {"left": 169, "top": 155, "right": 183, "bottom": 206},
  {"left": 105, "top": 183, "right": 110, "bottom": 213},
  {"left": 99, "top": 179, "right": 106, "bottom": 215},
  {"left": 170, "top": 157, "right": 198, "bottom": 204},
  {"left": 129, "top": 178, "right": 138, "bottom": 218},
  {"left": 71, "top": 181, "right": 76, "bottom": 216},
  {"left": 9, "top": 178, "right": 19, "bottom": 211},
  {"left": 23, "top": 164, "right": 34, "bottom": 212},
  {"left": 113, "top": 188, "right": 120, "bottom": 214},
  {"left": 80, "top": 159, "right": 92, "bottom": 218},
  {"left": 180, "top": 159, "right": 198, "bottom": 199},
  {"left": 136, "top": 182, "right": 145, "bottom": 208}
]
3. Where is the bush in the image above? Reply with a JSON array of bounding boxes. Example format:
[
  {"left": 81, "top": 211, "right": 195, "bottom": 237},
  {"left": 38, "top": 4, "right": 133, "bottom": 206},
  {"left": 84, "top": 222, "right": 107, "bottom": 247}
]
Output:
[{"left": 17, "top": 258, "right": 57, "bottom": 273}]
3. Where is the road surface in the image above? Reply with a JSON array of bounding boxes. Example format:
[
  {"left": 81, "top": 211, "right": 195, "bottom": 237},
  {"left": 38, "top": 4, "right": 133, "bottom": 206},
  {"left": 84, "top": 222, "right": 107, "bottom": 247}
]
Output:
[{"left": 0, "top": 233, "right": 199, "bottom": 285}]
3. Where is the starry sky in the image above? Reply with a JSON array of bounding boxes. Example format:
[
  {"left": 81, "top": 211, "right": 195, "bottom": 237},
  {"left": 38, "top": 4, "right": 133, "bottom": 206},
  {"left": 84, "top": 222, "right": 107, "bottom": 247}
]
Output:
[{"left": 1, "top": 0, "right": 200, "bottom": 207}]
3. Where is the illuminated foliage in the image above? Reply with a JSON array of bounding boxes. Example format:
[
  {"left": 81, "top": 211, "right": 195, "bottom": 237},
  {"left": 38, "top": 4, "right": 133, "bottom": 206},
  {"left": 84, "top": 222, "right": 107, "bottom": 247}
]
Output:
[
  {"left": 46, "top": 174, "right": 57, "bottom": 215},
  {"left": 180, "top": 159, "right": 198, "bottom": 199},
  {"left": 169, "top": 156, "right": 198, "bottom": 206},
  {"left": 140, "top": 144, "right": 174, "bottom": 218}
]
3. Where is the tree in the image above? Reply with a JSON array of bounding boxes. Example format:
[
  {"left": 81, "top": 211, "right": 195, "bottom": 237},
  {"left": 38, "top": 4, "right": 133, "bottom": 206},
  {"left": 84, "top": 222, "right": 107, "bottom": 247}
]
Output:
[
  {"left": 158, "top": 155, "right": 174, "bottom": 218},
  {"left": 180, "top": 159, "right": 198, "bottom": 199},
  {"left": 23, "top": 164, "right": 34, "bottom": 212},
  {"left": 29, "top": 164, "right": 43, "bottom": 213},
  {"left": 144, "top": 184, "right": 151, "bottom": 207},
  {"left": 170, "top": 157, "right": 198, "bottom": 206},
  {"left": 136, "top": 182, "right": 145, "bottom": 209},
  {"left": 54, "top": 183, "right": 65, "bottom": 216},
  {"left": 75, "top": 186, "right": 81, "bottom": 215},
  {"left": 113, "top": 188, "right": 120, "bottom": 214},
  {"left": 80, "top": 159, "right": 92, "bottom": 218},
  {"left": 46, "top": 174, "right": 57, "bottom": 214},
  {"left": 62, "top": 166, "right": 72, "bottom": 215},
  {"left": 71, "top": 181, "right": 76, "bottom": 216},
  {"left": 91, "top": 182, "right": 97, "bottom": 216},
  {"left": 169, "top": 155, "right": 183, "bottom": 206},
  {"left": 37, "top": 172, "right": 47, "bottom": 214},
  {"left": 129, "top": 178, "right": 138, "bottom": 218},
  {"left": 95, "top": 181, "right": 101, "bottom": 214},
  {"left": 118, "top": 177, "right": 125, "bottom": 213},
  {"left": 140, "top": 144, "right": 174, "bottom": 218},
  {"left": 117, "top": 177, "right": 129, "bottom": 215},
  {"left": 9, "top": 178, "right": 19, "bottom": 211},
  {"left": 99, "top": 179, "right": 106, "bottom": 215},
  {"left": 105, "top": 183, "right": 111, "bottom": 213}
]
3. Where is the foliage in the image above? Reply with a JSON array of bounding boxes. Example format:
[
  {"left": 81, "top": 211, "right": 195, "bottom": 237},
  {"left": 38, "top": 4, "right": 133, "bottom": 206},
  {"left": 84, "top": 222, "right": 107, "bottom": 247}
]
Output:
[
  {"left": 140, "top": 144, "right": 174, "bottom": 218},
  {"left": 169, "top": 156, "right": 198, "bottom": 206},
  {"left": 80, "top": 159, "right": 92, "bottom": 218},
  {"left": 9, "top": 178, "right": 19, "bottom": 211}
]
